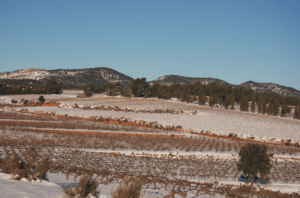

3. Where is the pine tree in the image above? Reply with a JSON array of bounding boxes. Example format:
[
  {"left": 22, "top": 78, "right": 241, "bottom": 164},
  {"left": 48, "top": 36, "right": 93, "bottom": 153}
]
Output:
[
  {"left": 144, "top": 87, "right": 148, "bottom": 98},
  {"left": 240, "top": 90, "right": 245, "bottom": 111},
  {"left": 281, "top": 97, "right": 286, "bottom": 117},
  {"left": 258, "top": 94, "right": 262, "bottom": 114},
  {"left": 231, "top": 92, "right": 235, "bottom": 110},
  {"left": 181, "top": 89, "right": 186, "bottom": 102},
  {"left": 198, "top": 90, "right": 203, "bottom": 105},
  {"left": 223, "top": 94, "right": 230, "bottom": 109},
  {"left": 294, "top": 105, "right": 298, "bottom": 119},
  {"left": 237, "top": 143, "right": 273, "bottom": 188},
  {"left": 272, "top": 99, "right": 279, "bottom": 116},
  {"left": 251, "top": 94, "right": 256, "bottom": 113},
  {"left": 186, "top": 88, "right": 191, "bottom": 103},
  {"left": 244, "top": 96, "right": 249, "bottom": 112},
  {"left": 262, "top": 96, "right": 267, "bottom": 114},
  {"left": 209, "top": 91, "right": 213, "bottom": 107},
  {"left": 267, "top": 102, "right": 273, "bottom": 115}
]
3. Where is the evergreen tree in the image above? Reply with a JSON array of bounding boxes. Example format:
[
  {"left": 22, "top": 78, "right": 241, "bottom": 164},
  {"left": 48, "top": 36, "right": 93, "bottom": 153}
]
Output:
[
  {"left": 240, "top": 90, "right": 245, "bottom": 111},
  {"left": 237, "top": 143, "right": 273, "bottom": 188},
  {"left": 212, "top": 94, "right": 219, "bottom": 106},
  {"left": 209, "top": 91, "right": 213, "bottom": 107},
  {"left": 144, "top": 87, "right": 148, "bottom": 98},
  {"left": 267, "top": 102, "right": 273, "bottom": 115},
  {"left": 244, "top": 96, "right": 249, "bottom": 112},
  {"left": 223, "top": 94, "right": 231, "bottom": 109},
  {"left": 272, "top": 99, "right": 279, "bottom": 116},
  {"left": 38, "top": 95, "right": 45, "bottom": 103},
  {"left": 281, "top": 97, "right": 286, "bottom": 117},
  {"left": 198, "top": 90, "right": 203, "bottom": 105},
  {"left": 186, "top": 88, "right": 191, "bottom": 103},
  {"left": 181, "top": 89, "right": 186, "bottom": 102},
  {"left": 262, "top": 96, "right": 267, "bottom": 114},
  {"left": 251, "top": 94, "right": 256, "bottom": 113},
  {"left": 130, "top": 78, "right": 147, "bottom": 97},
  {"left": 258, "top": 93, "right": 262, "bottom": 114},
  {"left": 231, "top": 92, "right": 235, "bottom": 110},
  {"left": 294, "top": 105, "right": 298, "bottom": 119}
]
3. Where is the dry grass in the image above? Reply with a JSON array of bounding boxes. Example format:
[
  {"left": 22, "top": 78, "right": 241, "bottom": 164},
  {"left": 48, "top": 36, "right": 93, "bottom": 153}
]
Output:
[
  {"left": 111, "top": 177, "right": 144, "bottom": 198},
  {"left": 63, "top": 187, "right": 75, "bottom": 198}
]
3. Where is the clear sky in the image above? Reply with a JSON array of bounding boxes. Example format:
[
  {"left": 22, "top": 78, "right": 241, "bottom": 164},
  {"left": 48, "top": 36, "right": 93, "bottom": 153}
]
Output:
[{"left": 1, "top": 0, "right": 300, "bottom": 90}]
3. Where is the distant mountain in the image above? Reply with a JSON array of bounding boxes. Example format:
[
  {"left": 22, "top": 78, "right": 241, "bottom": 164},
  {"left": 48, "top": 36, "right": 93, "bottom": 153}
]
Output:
[
  {"left": 0, "top": 67, "right": 133, "bottom": 87},
  {"left": 1, "top": 68, "right": 299, "bottom": 97},
  {"left": 150, "top": 75, "right": 300, "bottom": 97},
  {"left": 149, "top": 75, "right": 232, "bottom": 87},
  {"left": 240, "top": 81, "right": 300, "bottom": 97}
]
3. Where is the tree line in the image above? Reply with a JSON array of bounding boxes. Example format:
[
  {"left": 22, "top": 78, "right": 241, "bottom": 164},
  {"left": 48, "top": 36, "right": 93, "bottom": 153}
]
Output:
[
  {"left": 1, "top": 77, "right": 299, "bottom": 118},
  {"left": 82, "top": 78, "right": 300, "bottom": 118},
  {"left": 0, "top": 79, "right": 62, "bottom": 95}
]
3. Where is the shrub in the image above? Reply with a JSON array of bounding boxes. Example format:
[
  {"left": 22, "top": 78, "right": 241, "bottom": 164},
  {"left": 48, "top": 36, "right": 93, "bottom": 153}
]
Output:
[
  {"left": 228, "top": 133, "right": 237, "bottom": 138},
  {"left": 38, "top": 95, "right": 46, "bottom": 103},
  {"left": 75, "top": 175, "right": 100, "bottom": 198},
  {"left": 285, "top": 142, "right": 292, "bottom": 147},
  {"left": 111, "top": 177, "right": 144, "bottom": 198},
  {"left": 1, "top": 146, "right": 53, "bottom": 181},
  {"left": 237, "top": 143, "right": 273, "bottom": 188},
  {"left": 11, "top": 99, "right": 18, "bottom": 103},
  {"left": 64, "top": 187, "right": 76, "bottom": 198},
  {"left": 24, "top": 100, "right": 29, "bottom": 105},
  {"left": 86, "top": 92, "right": 93, "bottom": 97}
]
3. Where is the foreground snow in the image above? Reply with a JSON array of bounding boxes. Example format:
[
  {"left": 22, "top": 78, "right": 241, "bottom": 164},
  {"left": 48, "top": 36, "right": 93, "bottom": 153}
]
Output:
[{"left": 0, "top": 173, "right": 65, "bottom": 198}]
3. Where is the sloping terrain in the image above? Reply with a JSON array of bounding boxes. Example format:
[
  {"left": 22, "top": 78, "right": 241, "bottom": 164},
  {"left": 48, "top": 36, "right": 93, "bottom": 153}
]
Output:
[
  {"left": 1, "top": 68, "right": 300, "bottom": 96},
  {"left": 150, "top": 75, "right": 300, "bottom": 97},
  {"left": 0, "top": 67, "right": 133, "bottom": 87}
]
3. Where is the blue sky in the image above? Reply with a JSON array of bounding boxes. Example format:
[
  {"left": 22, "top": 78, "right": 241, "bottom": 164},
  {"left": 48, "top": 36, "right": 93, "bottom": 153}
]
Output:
[{"left": 1, "top": 0, "right": 300, "bottom": 90}]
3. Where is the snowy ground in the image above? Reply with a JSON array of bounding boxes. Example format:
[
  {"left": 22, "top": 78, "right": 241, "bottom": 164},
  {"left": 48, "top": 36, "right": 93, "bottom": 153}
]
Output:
[
  {"left": 13, "top": 106, "right": 300, "bottom": 142},
  {"left": 0, "top": 173, "right": 65, "bottom": 198},
  {"left": 2, "top": 171, "right": 298, "bottom": 198},
  {"left": 1, "top": 95, "right": 300, "bottom": 197}
]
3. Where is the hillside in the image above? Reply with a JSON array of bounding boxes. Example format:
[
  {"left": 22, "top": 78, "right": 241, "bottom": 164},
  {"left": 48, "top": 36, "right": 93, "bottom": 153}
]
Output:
[
  {"left": 150, "top": 75, "right": 300, "bottom": 97},
  {"left": 1, "top": 69, "right": 299, "bottom": 97},
  {"left": 0, "top": 67, "right": 133, "bottom": 87}
]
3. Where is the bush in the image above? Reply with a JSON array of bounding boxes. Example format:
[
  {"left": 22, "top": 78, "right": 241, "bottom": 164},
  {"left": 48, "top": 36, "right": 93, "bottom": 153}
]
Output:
[
  {"left": 38, "top": 95, "right": 46, "bottom": 103},
  {"left": 86, "top": 92, "right": 93, "bottom": 97},
  {"left": 111, "top": 177, "right": 144, "bottom": 198},
  {"left": 11, "top": 99, "right": 18, "bottom": 103},
  {"left": 1, "top": 146, "right": 52, "bottom": 181},
  {"left": 75, "top": 175, "right": 100, "bottom": 198},
  {"left": 64, "top": 187, "right": 76, "bottom": 198}
]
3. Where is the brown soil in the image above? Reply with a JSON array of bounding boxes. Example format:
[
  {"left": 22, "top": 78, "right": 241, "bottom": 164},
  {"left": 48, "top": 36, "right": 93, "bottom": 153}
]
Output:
[{"left": 21, "top": 128, "right": 184, "bottom": 137}]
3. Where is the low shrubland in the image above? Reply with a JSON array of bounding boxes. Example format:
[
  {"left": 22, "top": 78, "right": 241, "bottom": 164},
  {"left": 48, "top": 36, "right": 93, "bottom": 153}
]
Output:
[{"left": 1, "top": 146, "right": 52, "bottom": 181}]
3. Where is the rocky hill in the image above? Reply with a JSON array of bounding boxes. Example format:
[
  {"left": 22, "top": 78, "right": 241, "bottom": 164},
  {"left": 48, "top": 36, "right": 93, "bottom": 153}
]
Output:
[
  {"left": 240, "top": 81, "right": 300, "bottom": 97},
  {"left": 1, "top": 69, "right": 299, "bottom": 97},
  {"left": 149, "top": 75, "right": 232, "bottom": 87},
  {"left": 0, "top": 67, "right": 133, "bottom": 87},
  {"left": 150, "top": 75, "right": 300, "bottom": 97}
]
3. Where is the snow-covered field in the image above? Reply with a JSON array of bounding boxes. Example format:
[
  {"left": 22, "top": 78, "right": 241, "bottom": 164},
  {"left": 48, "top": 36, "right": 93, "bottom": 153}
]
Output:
[
  {"left": 14, "top": 106, "right": 300, "bottom": 142},
  {"left": 0, "top": 173, "right": 65, "bottom": 198},
  {"left": 61, "top": 89, "right": 84, "bottom": 95},
  {"left": 1, "top": 95, "right": 300, "bottom": 197}
]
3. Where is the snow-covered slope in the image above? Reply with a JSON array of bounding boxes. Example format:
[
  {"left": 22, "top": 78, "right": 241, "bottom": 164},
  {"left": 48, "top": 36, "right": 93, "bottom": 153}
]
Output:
[
  {"left": 150, "top": 75, "right": 300, "bottom": 97},
  {"left": 0, "top": 67, "right": 133, "bottom": 87},
  {"left": 0, "top": 173, "right": 65, "bottom": 198}
]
